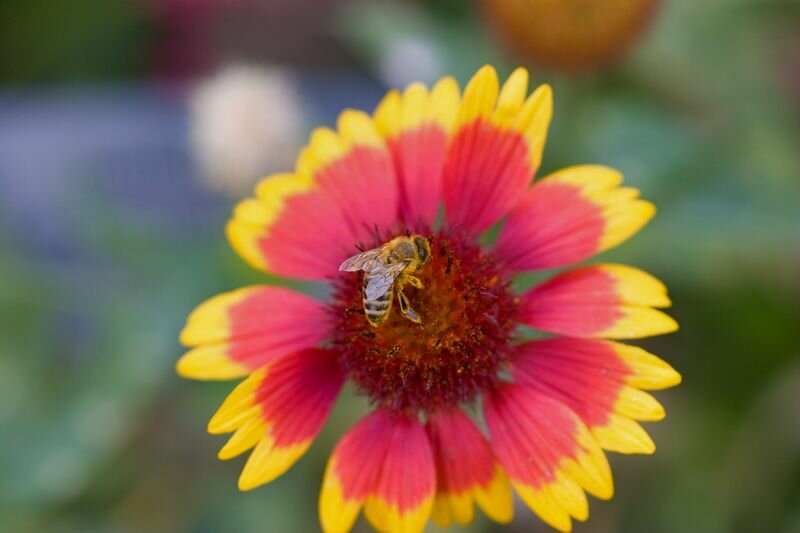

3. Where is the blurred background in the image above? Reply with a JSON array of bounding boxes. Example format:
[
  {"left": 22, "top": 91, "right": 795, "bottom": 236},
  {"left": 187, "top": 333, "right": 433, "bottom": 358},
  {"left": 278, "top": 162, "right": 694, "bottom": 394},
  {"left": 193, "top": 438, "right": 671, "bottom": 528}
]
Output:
[{"left": 1, "top": 0, "right": 798, "bottom": 531}]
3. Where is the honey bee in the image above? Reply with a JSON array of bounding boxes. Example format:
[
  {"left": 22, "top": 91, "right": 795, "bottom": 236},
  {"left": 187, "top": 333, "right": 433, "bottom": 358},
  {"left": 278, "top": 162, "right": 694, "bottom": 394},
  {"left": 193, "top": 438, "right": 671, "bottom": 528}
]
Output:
[{"left": 339, "top": 235, "right": 432, "bottom": 326}]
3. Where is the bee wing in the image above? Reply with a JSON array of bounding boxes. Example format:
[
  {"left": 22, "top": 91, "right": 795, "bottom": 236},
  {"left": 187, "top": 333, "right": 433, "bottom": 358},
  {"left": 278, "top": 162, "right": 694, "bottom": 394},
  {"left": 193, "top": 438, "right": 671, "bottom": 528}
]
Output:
[
  {"left": 339, "top": 248, "right": 384, "bottom": 272},
  {"left": 365, "top": 262, "right": 408, "bottom": 301}
]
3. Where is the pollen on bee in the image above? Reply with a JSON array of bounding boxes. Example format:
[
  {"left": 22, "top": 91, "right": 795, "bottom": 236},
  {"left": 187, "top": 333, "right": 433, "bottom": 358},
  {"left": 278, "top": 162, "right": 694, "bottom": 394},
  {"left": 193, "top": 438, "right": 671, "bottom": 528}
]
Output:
[{"left": 329, "top": 230, "right": 519, "bottom": 412}]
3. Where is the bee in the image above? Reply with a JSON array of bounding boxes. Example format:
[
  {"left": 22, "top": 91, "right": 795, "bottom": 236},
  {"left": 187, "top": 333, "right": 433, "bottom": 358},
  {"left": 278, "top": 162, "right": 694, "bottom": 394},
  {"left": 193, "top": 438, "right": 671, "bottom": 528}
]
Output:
[{"left": 339, "top": 235, "right": 432, "bottom": 327}]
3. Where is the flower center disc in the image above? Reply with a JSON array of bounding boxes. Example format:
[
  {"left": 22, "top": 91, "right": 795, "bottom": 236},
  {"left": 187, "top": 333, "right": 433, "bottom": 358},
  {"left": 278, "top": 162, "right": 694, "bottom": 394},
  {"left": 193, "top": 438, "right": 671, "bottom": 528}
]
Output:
[{"left": 331, "top": 232, "right": 519, "bottom": 412}]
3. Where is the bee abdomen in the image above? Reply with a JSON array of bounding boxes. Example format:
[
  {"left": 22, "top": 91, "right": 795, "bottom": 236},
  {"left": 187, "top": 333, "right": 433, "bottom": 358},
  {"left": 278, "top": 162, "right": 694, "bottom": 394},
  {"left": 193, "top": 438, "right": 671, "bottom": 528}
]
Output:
[
  {"left": 363, "top": 291, "right": 391, "bottom": 325},
  {"left": 363, "top": 293, "right": 391, "bottom": 312}
]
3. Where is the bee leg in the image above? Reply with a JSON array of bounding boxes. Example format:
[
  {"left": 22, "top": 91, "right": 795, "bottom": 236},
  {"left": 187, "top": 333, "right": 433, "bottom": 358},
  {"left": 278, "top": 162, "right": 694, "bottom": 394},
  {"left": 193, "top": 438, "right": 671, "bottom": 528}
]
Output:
[
  {"left": 397, "top": 289, "right": 422, "bottom": 324},
  {"left": 405, "top": 275, "right": 424, "bottom": 289}
]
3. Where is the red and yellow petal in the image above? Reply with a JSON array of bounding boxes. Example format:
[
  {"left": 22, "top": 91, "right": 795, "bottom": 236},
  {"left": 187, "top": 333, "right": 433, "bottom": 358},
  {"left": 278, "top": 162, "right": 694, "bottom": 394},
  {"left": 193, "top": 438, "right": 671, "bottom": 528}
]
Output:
[
  {"left": 320, "top": 410, "right": 435, "bottom": 533},
  {"left": 426, "top": 408, "right": 513, "bottom": 528},
  {"left": 519, "top": 263, "right": 678, "bottom": 339},
  {"left": 443, "top": 65, "right": 553, "bottom": 234},
  {"left": 227, "top": 107, "right": 402, "bottom": 279},
  {"left": 177, "top": 286, "right": 330, "bottom": 380},
  {"left": 495, "top": 165, "right": 655, "bottom": 270},
  {"left": 226, "top": 173, "right": 358, "bottom": 279},
  {"left": 485, "top": 384, "right": 613, "bottom": 532},
  {"left": 374, "top": 77, "right": 460, "bottom": 228},
  {"left": 297, "top": 111, "right": 399, "bottom": 240},
  {"left": 208, "top": 348, "right": 344, "bottom": 491},
  {"left": 511, "top": 338, "right": 681, "bottom": 454}
]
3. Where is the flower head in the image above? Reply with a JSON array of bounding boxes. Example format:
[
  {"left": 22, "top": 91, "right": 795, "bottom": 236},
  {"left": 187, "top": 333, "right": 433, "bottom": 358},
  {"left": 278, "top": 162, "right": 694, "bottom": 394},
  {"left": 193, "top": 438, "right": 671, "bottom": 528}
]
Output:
[
  {"left": 178, "top": 65, "right": 680, "bottom": 532},
  {"left": 481, "top": 0, "right": 661, "bottom": 71}
]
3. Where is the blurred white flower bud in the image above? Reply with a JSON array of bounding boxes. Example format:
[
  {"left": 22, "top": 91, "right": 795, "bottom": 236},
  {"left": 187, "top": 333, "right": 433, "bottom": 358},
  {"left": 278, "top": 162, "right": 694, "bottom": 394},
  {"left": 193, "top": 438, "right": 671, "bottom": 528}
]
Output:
[{"left": 190, "top": 64, "right": 305, "bottom": 196}]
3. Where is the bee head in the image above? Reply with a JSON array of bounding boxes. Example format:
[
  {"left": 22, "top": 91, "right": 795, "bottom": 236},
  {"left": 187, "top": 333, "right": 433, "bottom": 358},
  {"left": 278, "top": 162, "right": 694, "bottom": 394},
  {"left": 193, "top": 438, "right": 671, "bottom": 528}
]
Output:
[{"left": 413, "top": 236, "right": 432, "bottom": 265}]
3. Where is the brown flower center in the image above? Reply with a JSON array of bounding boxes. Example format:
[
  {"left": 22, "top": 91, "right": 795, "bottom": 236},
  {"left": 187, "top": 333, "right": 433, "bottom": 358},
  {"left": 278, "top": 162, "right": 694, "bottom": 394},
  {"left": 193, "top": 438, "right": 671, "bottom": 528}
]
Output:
[{"left": 330, "top": 231, "right": 519, "bottom": 413}]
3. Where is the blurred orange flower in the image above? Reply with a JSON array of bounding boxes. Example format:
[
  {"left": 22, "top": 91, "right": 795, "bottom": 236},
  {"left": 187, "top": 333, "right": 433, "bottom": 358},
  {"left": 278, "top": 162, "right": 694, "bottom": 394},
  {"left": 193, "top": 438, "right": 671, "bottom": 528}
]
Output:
[{"left": 481, "top": 0, "right": 661, "bottom": 71}]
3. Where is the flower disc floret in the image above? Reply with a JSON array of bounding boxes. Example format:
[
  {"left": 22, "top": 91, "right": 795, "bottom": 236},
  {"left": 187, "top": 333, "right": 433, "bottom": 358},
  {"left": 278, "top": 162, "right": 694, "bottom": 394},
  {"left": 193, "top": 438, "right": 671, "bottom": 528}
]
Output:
[{"left": 331, "top": 231, "right": 518, "bottom": 412}]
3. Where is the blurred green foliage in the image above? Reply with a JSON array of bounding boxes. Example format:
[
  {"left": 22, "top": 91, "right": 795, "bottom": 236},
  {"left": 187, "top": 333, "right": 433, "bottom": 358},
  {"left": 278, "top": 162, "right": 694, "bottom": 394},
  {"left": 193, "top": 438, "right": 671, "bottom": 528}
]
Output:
[
  {"left": 0, "top": 0, "right": 150, "bottom": 83},
  {"left": 1, "top": 0, "right": 799, "bottom": 532}
]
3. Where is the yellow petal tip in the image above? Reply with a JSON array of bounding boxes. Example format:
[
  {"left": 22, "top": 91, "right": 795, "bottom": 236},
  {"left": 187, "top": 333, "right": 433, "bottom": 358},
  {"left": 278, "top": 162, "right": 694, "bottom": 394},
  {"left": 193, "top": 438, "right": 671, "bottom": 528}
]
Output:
[{"left": 176, "top": 348, "right": 249, "bottom": 381}]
